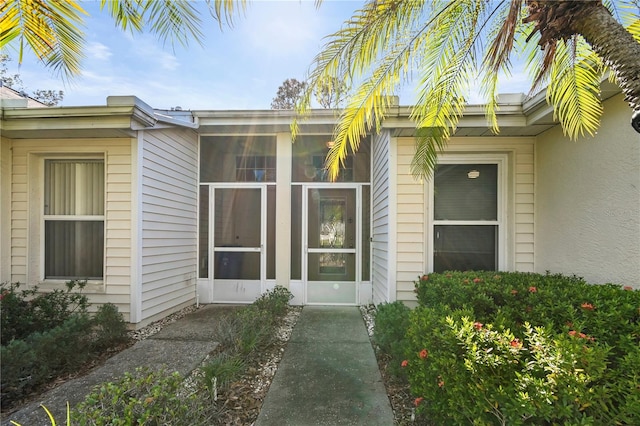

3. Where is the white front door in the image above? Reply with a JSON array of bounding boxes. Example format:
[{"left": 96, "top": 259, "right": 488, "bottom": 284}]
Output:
[
  {"left": 211, "top": 186, "right": 265, "bottom": 302},
  {"left": 303, "top": 186, "right": 359, "bottom": 304}
]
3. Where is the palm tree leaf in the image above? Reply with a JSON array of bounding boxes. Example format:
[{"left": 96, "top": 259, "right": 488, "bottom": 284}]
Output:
[
  {"left": 0, "top": 0, "right": 86, "bottom": 80},
  {"left": 546, "top": 36, "right": 603, "bottom": 139},
  {"left": 142, "top": 0, "right": 204, "bottom": 47},
  {"left": 99, "top": 0, "right": 144, "bottom": 33}
]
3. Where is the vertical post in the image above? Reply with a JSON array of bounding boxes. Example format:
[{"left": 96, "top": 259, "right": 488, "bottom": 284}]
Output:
[{"left": 275, "top": 132, "right": 292, "bottom": 288}]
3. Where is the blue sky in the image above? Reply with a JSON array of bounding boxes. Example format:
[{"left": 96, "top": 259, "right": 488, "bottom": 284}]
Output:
[{"left": 4, "top": 0, "right": 530, "bottom": 110}]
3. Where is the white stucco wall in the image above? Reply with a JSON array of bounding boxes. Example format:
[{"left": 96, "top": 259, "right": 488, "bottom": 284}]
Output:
[{"left": 535, "top": 94, "right": 640, "bottom": 287}]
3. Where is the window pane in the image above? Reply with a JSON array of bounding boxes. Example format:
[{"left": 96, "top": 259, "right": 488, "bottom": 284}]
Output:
[
  {"left": 292, "top": 136, "right": 370, "bottom": 182},
  {"left": 45, "top": 221, "right": 104, "bottom": 279},
  {"left": 290, "top": 186, "right": 302, "bottom": 280},
  {"left": 45, "top": 160, "right": 104, "bottom": 215},
  {"left": 362, "top": 185, "right": 370, "bottom": 281},
  {"left": 200, "top": 136, "right": 276, "bottom": 182},
  {"left": 214, "top": 188, "right": 261, "bottom": 247},
  {"left": 433, "top": 225, "right": 497, "bottom": 272},
  {"left": 214, "top": 252, "right": 260, "bottom": 279},
  {"left": 434, "top": 164, "right": 497, "bottom": 221},
  {"left": 199, "top": 185, "right": 209, "bottom": 278}
]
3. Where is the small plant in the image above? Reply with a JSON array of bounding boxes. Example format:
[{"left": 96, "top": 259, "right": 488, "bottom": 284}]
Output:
[
  {"left": 73, "top": 367, "right": 215, "bottom": 425},
  {"left": 253, "top": 285, "right": 293, "bottom": 319},
  {"left": 201, "top": 353, "right": 246, "bottom": 397},
  {"left": 91, "top": 303, "right": 130, "bottom": 350}
]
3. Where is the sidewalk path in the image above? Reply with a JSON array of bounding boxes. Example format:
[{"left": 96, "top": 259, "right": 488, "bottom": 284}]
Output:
[{"left": 256, "top": 306, "right": 394, "bottom": 425}]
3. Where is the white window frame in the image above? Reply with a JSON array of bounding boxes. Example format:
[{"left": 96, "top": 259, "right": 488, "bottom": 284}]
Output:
[
  {"left": 426, "top": 153, "right": 508, "bottom": 272},
  {"left": 40, "top": 156, "right": 106, "bottom": 282}
]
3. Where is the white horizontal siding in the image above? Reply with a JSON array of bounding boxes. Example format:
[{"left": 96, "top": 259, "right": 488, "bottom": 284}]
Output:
[
  {"left": 1, "top": 138, "right": 11, "bottom": 283},
  {"left": 371, "top": 131, "right": 393, "bottom": 305},
  {"left": 9, "top": 138, "right": 133, "bottom": 320},
  {"left": 140, "top": 128, "right": 198, "bottom": 322},
  {"left": 394, "top": 137, "right": 536, "bottom": 305}
]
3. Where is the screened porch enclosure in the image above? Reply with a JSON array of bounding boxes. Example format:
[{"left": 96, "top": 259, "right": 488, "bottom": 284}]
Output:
[
  {"left": 198, "top": 136, "right": 276, "bottom": 303},
  {"left": 197, "top": 133, "right": 371, "bottom": 305}
]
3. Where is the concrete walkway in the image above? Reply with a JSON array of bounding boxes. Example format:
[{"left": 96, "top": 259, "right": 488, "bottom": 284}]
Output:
[{"left": 256, "top": 306, "right": 394, "bottom": 425}]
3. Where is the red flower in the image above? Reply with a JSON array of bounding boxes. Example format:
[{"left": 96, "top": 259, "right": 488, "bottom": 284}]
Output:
[
  {"left": 419, "top": 349, "right": 429, "bottom": 359},
  {"left": 438, "top": 380, "right": 445, "bottom": 388},
  {"left": 414, "top": 397, "right": 424, "bottom": 407},
  {"left": 568, "top": 330, "right": 577, "bottom": 337},
  {"left": 473, "top": 322, "right": 483, "bottom": 330},
  {"left": 473, "top": 277, "right": 482, "bottom": 283},
  {"left": 510, "top": 289, "right": 518, "bottom": 295},
  {"left": 528, "top": 286, "right": 537, "bottom": 293},
  {"left": 401, "top": 360, "right": 408, "bottom": 368},
  {"left": 510, "top": 338, "right": 522, "bottom": 349},
  {"left": 579, "top": 332, "right": 587, "bottom": 339},
  {"left": 581, "top": 302, "right": 595, "bottom": 311},
  {"left": 623, "top": 286, "right": 633, "bottom": 291}
]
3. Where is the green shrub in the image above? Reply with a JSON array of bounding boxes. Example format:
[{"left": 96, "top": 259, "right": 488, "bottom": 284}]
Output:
[
  {"left": 253, "top": 285, "right": 293, "bottom": 319},
  {"left": 373, "top": 301, "right": 411, "bottom": 375},
  {"left": 400, "top": 272, "right": 640, "bottom": 424},
  {"left": 91, "top": 303, "right": 130, "bottom": 350},
  {"left": 72, "top": 367, "right": 217, "bottom": 425},
  {"left": 1, "top": 314, "right": 92, "bottom": 407},
  {"left": 212, "top": 307, "right": 276, "bottom": 357},
  {"left": 406, "top": 310, "right": 612, "bottom": 424},
  {"left": 1, "top": 280, "right": 88, "bottom": 345}
]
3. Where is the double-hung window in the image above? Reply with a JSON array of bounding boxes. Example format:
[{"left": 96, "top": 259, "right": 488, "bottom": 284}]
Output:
[
  {"left": 44, "top": 159, "right": 105, "bottom": 280},
  {"left": 432, "top": 161, "right": 502, "bottom": 272}
]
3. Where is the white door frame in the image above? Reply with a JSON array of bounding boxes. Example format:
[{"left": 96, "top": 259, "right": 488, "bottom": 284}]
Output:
[
  {"left": 208, "top": 183, "right": 267, "bottom": 303},
  {"left": 302, "top": 183, "right": 361, "bottom": 305}
]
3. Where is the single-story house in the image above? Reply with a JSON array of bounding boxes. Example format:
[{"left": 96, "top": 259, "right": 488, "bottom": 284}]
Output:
[{"left": 1, "top": 82, "right": 638, "bottom": 327}]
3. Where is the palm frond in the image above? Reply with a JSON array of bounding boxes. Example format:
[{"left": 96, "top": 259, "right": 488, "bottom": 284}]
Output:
[
  {"left": 0, "top": 0, "right": 86, "bottom": 80},
  {"left": 409, "top": 0, "right": 491, "bottom": 179},
  {"left": 546, "top": 36, "right": 603, "bottom": 139},
  {"left": 205, "top": 0, "right": 247, "bottom": 29},
  {"left": 99, "top": 0, "right": 144, "bottom": 33},
  {"left": 296, "top": 0, "right": 430, "bottom": 179},
  {"left": 142, "top": 0, "right": 204, "bottom": 47}
]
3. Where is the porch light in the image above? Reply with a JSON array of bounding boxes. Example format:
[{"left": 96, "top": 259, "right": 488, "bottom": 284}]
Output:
[{"left": 467, "top": 169, "right": 480, "bottom": 179}]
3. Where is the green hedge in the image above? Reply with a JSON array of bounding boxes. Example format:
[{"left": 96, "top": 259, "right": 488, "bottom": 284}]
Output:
[
  {"left": 379, "top": 272, "right": 640, "bottom": 424},
  {"left": 1, "top": 302, "right": 129, "bottom": 408}
]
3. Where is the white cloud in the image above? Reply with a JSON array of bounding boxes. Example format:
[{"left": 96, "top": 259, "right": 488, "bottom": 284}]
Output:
[{"left": 86, "top": 42, "right": 112, "bottom": 60}]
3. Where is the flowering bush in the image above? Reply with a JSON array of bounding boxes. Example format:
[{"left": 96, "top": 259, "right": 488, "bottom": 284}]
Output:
[{"left": 386, "top": 272, "right": 640, "bottom": 424}]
